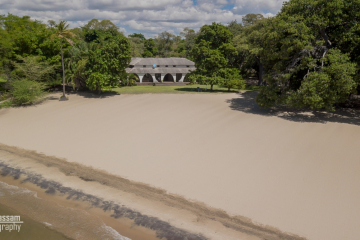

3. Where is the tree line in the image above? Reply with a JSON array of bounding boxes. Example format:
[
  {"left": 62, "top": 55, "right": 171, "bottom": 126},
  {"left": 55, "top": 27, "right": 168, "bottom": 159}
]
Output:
[{"left": 0, "top": 0, "right": 359, "bottom": 110}]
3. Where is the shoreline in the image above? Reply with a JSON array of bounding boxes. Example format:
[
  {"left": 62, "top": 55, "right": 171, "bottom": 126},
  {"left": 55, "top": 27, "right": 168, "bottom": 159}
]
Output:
[
  {"left": 0, "top": 143, "right": 304, "bottom": 240},
  {"left": 0, "top": 202, "right": 72, "bottom": 240},
  {"left": 0, "top": 176, "right": 159, "bottom": 240}
]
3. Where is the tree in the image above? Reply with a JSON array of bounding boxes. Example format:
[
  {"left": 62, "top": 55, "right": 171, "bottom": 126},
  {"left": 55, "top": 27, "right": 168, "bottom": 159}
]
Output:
[
  {"left": 128, "top": 33, "right": 145, "bottom": 41},
  {"left": 10, "top": 79, "right": 46, "bottom": 105},
  {"left": 86, "top": 35, "right": 131, "bottom": 93},
  {"left": 219, "top": 68, "right": 245, "bottom": 91},
  {"left": 156, "top": 31, "right": 176, "bottom": 57},
  {"left": 51, "top": 20, "right": 74, "bottom": 100},
  {"left": 12, "top": 56, "right": 55, "bottom": 83},
  {"left": 143, "top": 38, "right": 158, "bottom": 57},
  {"left": 66, "top": 58, "right": 87, "bottom": 90},
  {"left": 242, "top": 14, "right": 264, "bottom": 27},
  {"left": 129, "top": 37, "right": 144, "bottom": 57},
  {"left": 83, "top": 19, "right": 121, "bottom": 43},
  {"left": 121, "top": 73, "right": 138, "bottom": 86},
  {"left": 82, "top": 19, "right": 118, "bottom": 32},
  {"left": 190, "top": 23, "right": 240, "bottom": 91},
  {"left": 255, "top": 0, "right": 360, "bottom": 110},
  {"left": 0, "top": 14, "right": 61, "bottom": 64},
  {"left": 227, "top": 20, "right": 243, "bottom": 36},
  {"left": 47, "top": 20, "right": 56, "bottom": 28},
  {"left": 231, "top": 14, "right": 267, "bottom": 85},
  {"left": 180, "top": 28, "right": 197, "bottom": 58}
]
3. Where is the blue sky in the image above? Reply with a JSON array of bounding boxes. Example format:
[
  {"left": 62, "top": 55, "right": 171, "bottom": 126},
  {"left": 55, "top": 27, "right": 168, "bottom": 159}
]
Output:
[{"left": 0, "top": 0, "right": 286, "bottom": 37}]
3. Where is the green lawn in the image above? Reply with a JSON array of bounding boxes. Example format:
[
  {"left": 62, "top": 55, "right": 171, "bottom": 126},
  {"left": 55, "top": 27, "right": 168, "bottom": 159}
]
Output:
[{"left": 109, "top": 84, "right": 263, "bottom": 94}]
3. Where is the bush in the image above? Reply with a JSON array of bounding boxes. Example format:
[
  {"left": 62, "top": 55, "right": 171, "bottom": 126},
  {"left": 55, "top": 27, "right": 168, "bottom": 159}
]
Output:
[
  {"left": 10, "top": 79, "right": 46, "bottom": 105},
  {"left": 0, "top": 76, "right": 7, "bottom": 92},
  {"left": 120, "top": 73, "right": 138, "bottom": 86},
  {"left": 221, "top": 78, "right": 246, "bottom": 92}
]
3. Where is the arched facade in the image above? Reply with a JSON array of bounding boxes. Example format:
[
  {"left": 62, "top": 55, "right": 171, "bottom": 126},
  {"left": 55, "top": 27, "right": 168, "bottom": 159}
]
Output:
[
  {"left": 164, "top": 74, "right": 174, "bottom": 82},
  {"left": 176, "top": 73, "right": 182, "bottom": 82},
  {"left": 142, "top": 73, "right": 153, "bottom": 82},
  {"left": 125, "top": 58, "right": 196, "bottom": 83},
  {"left": 132, "top": 73, "right": 140, "bottom": 82},
  {"left": 183, "top": 73, "right": 190, "bottom": 82}
]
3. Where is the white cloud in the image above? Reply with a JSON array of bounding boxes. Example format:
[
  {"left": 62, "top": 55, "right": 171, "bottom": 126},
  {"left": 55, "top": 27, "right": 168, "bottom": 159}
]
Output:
[
  {"left": 231, "top": 0, "right": 285, "bottom": 15},
  {"left": 0, "top": 0, "right": 284, "bottom": 36}
]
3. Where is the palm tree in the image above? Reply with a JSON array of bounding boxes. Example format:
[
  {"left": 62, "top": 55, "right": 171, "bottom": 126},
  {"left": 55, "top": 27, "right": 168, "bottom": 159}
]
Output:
[{"left": 51, "top": 20, "right": 74, "bottom": 100}]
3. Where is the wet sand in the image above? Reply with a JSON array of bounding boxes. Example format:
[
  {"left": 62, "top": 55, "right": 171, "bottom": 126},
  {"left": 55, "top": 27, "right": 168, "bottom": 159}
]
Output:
[
  {"left": 0, "top": 92, "right": 360, "bottom": 240},
  {"left": 0, "top": 203, "right": 71, "bottom": 240}
]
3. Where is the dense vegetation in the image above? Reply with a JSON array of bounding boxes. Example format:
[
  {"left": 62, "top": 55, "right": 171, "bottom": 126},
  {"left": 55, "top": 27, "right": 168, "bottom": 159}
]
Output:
[{"left": 0, "top": 0, "right": 359, "bottom": 110}]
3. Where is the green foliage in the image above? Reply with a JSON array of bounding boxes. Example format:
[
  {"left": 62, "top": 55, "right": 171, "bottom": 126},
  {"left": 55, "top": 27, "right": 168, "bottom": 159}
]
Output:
[
  {"left": 66, "top": 58, "right": 87, "bottom": 89},
  {"left": 121, "top": 73, "right": 138, "bottom": 86},
  {"left": 82, "top": 19, "right": 119, "bottom": 32},
  {"left": 12, "top": 56, "right": 55, "bottom": 83},
  {"left": 219, "top": 68, "right": 246, "bottom": 91},
  {"left": 156, "top": 31, "right": 178, "bottom": 57},
  {"left": 82, "top": 19, "right": 122, "bottom": 44},
  {"left": 196, "top": 22, "right": 233, "bottom": 49},
  {"left": 129, "top": 37, "right": 144, "bottom": 57},
  {"left": 242, "top": 14, "right": 264, "bottom": 27},
  {"left": 128, "top": 33, "right": 145, "bottom": 41},
  {"left": 9, "top": 79, "right": 46, "bottom": 105},
  {"left": 254, "top": 0, "right": 360, "bottom": 110},
  {"left": 1, "top": 8, "right": 360, "bottom": 111},
  {"left": 0, "top": 99, "right": 13, "bottom": 109},
  {"left": 287, "top": 49, "right": 356, "bottom": 110},
  {"left": 180, "top": 28, "right": 197, "bottom": 58},
  {"left": 86, "top": 35, "right": 131, "bottom": 92},
  {"left": 143, "top": 38, "right": 158, "bottom": 57},
  {"left": 227, "top": 20, "right": 243, "bottom": 36},
  {"left": 190, "top": 22, "right": 241, "bottom": 90},
  {"left": 0, "top": 14, "right": 62, "bottom": 64},
  {"left": 86, "top": 72, "right": 107, "bottom": 92}
]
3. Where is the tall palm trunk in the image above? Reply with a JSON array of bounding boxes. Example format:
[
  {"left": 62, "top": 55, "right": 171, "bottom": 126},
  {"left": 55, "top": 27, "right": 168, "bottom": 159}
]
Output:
[{"left": 60, "top": 38, "right": 66, "bottom": 98}]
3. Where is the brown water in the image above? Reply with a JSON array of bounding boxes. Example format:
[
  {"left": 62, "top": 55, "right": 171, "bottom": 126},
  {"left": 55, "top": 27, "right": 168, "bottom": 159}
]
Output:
[
  {"left": 0, "top": 181, "right": 130, "bottom": 240},
  {"left": 0, "top": 203, "right": 71, "bottom": 240}
]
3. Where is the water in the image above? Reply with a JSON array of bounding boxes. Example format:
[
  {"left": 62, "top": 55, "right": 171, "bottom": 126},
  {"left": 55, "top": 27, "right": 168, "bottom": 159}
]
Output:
[
  {"left": 0, "top": 203, "right": 71, "bottom": 240},
  {"left": 0, "top": 181, "right": 130, "bottom": 240}
]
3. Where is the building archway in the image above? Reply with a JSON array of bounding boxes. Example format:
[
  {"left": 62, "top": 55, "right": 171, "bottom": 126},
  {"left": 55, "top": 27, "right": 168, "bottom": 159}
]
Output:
[
  {"left": 183, "top": 73, "right": 190, "bottom": 82},
  {"left": 143, "top": 73, "right": 153, "bottom": 82},
  {"left": 164, "top": 73, "right": 174, "bottom": 82},
  {"left": 176, "top": 73, "right": 182, "bottom": 82},
  {"left": 132, "top": 73, "right": 140, "bottom": 82},
  {"left": 155, "top": 73, "right": 161, "bottom": 82}
]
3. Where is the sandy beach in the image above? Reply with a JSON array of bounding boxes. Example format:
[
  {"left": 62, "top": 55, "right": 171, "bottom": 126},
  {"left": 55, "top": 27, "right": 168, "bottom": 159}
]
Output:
[{"left": 0, "top": 91, "right": 360, "bottom": 240}]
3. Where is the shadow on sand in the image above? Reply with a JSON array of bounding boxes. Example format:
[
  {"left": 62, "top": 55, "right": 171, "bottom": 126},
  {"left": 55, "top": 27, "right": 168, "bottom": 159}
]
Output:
[
  {"left": 72, "top": 90, "right": 119, "bottom": 99},
  {"left": 45, "top": 90, "right": 119, "bottom": 100},
  {"left": 174, "top": 87, "right": 238, "bottom": 93},
  {"left": 227, "top": 91, "right": 360, "bottom": 126}
]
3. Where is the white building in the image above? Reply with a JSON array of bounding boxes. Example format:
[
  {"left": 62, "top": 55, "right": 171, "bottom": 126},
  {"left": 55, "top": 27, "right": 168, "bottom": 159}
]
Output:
[{"left": 125, "top": 57, "right": 196, "bottom": 83}]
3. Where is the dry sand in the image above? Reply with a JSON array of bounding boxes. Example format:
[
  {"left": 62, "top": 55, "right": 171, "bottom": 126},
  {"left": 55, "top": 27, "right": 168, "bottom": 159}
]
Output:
[{"left": 0, "top": 91, "right": 360, "bottom": 240}]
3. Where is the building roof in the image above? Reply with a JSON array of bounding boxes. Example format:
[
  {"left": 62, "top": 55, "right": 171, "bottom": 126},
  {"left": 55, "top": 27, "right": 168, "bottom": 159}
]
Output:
[
  {"left": 129, "top": 57, "right": 195, "bottom": 66},
  {"left": 126, "top": 57, "right": 196, "bottom": 74},
  {"left": 126, "top": 67, "right": 196, "bottom": 74}
]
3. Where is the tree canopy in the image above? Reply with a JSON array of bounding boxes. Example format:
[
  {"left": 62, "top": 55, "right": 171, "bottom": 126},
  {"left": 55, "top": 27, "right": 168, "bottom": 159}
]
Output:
[{"left": 1, "top": 0, "right": 360, "bottom": 110}]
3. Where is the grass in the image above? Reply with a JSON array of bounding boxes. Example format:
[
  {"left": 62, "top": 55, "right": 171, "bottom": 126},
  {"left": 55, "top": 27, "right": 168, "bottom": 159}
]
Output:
[
  {"left": 0, "top": 99, "right": 12, "bottom": 109},
  {"left": 109, "top": 84, "right": 263, "bottom": 94}
]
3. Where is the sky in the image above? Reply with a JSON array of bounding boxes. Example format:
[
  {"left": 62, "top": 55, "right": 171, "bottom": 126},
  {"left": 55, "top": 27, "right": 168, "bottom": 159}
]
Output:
[{"left": 0, "top": 0, "right": 287, "bottom": 37}]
